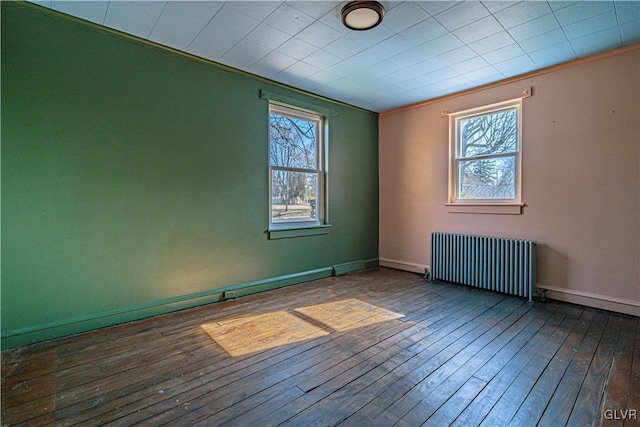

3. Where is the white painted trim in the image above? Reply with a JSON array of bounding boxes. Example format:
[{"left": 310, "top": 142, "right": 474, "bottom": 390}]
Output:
[
  {"left": 379, "top": 258, "right": 428, "bottom": 275},
  {"left": 446, "top": 203, "right": 523, "bottom": 215},
  {"left": 539, "top": 285, "right": 640, "bottom": 317},
  {"left": 448, "top": 99, "right": 523, "bottom": 208}
]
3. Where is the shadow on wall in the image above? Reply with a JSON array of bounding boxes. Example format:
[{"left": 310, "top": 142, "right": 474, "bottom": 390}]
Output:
[{"left": 536, "top": 244, "right": 569, "bottom": 292}]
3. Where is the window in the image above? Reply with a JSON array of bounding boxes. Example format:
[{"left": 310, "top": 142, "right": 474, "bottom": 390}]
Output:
[
  {"left": 269, "top": 103, "right": 324, "bottom": 228},
  {"left": 449, "top": 100, "right": 522, "bottom": 207}
]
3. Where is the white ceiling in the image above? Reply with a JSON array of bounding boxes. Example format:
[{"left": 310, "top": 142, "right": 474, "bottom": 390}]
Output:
[{"left": 29, "top": 1, "right": 640, "bottom": 112}]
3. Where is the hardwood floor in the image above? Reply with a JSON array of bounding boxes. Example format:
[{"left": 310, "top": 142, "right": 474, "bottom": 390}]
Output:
[{"left": 2, "top": 267, "right": 639, "bottom": 426}]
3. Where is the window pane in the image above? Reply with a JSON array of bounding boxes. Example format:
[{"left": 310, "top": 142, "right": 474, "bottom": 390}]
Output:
[
  {"left": 459, "top": 108, "right": 517, "bottom": 158},
  {"left": 269, "top": 112, "right": 317, "bottom": 169},
  {"left": 271, "top": 170, "right": 318, "bottom": 222},
  {"left": 459, "top": 156, "right": 515, "bottom": 199}
]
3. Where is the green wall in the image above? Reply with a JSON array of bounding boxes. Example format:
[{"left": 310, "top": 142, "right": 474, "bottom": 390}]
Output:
[{"left": 1, "top": 3, "right": 379, "bottom": 349}]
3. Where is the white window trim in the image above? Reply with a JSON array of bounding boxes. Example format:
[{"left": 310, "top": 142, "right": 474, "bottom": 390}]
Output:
[
  {"left": 268, "top": 102, "right": 328, "bottom": 231},
  {"left": 447, "top": 98, "right": 524, "bottom": 215}
]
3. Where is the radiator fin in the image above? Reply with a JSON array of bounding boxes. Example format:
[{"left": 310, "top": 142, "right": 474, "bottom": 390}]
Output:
[{"left": 430, "top": 233, "right": 536, "bottom": 301}]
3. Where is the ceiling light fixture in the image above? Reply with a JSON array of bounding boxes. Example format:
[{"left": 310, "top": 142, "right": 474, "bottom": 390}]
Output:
[{"left": 341, "top": 1, "right": 385, "bottom": 31}]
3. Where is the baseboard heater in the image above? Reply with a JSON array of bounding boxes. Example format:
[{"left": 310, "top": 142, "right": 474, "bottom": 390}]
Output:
[{"left": 430, "top": 232, "right": 537, "bottom": 302}]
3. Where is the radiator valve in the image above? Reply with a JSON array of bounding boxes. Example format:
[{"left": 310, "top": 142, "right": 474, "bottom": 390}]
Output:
[{"left": 539, "top": 288, "right": 547, "bottom": 303}]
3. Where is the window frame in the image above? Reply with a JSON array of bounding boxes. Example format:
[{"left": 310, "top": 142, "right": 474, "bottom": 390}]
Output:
[
  {"left": 268, "top": 102, "right": 326, "bottom": 230},
  {"left": 448, "top": 99, "right": 523, "bottom": 209}
]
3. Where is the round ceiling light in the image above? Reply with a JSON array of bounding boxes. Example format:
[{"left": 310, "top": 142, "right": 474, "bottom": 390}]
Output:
[{"left": 341, "top": 1, "right": 385, "bottom": 31}]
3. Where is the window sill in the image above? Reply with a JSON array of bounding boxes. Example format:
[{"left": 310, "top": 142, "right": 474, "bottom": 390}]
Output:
[
  {"left": 446, "top": 203, "right": 524, "bottom": 215},
  {"left": 267, "top": 224, "right": 332, "bottom": 240}
]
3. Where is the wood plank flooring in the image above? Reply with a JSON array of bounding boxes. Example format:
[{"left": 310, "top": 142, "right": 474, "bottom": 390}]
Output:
[{"left": 2, "top": 267, "right": 639, "bottom": 426}]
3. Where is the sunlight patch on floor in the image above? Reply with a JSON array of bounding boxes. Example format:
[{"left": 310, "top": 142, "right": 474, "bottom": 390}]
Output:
[
  {"left": 201, "top": 310, "right": 329, "bottom": 357},
  {"left": 201, "top": 299, "right": 404, "bottom": 357},
  {"left": 295, "top": 298, "right": 404, "bottom": 332}
]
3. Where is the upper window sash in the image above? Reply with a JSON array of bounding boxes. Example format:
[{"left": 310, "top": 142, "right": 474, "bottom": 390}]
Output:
[{"left": 269, "top": 104, "right": 322, "bottom": 172}]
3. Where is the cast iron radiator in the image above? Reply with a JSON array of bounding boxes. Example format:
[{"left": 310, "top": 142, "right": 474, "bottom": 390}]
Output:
[{"left": 430, "top": 232, "right": 537, "bottom": 301}]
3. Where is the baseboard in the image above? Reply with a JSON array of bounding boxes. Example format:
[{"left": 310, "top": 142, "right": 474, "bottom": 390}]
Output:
[
  {"left": 379, "top": 258, "right": 428, "bottom": 275},
  {"left": 333, "top": 260, "right": 365, "bottom": 276},
  {"left": 378, "top": 259, "right": 639, "bottom": 318},
  {"left": 539, "top": 285, "right": 640, "bottom": 317},
  {"left": 1, "top": 266, "right": 336, "bottom": 350}
]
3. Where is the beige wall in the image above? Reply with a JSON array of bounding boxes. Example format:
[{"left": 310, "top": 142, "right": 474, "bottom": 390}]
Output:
[{"left": 379, "top": 46, "right": 640, "bottom": 316}]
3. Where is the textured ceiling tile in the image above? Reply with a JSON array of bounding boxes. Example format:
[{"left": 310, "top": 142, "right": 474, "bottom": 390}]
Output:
[
  {"left": 570, "top": 27, "right": 622, "bottom": 56},
  {"left": 462, "top": 65, "right": 502, "bottom": 85},
  {"left": 399, "top": 17, "right": 448, "bottom": 46},
  {"left": 492, "top": 54, "right": 537, "bottom": 75},
  {"left": 408, "top": 56, "right": 448, "bottom": 76},
  {"left": 51, "top": 1, "right": 108, "bottom": 25},
  {"left": 528, "top": 42, "right": 576, "bottom": 66},
  {"left": 493, "top": 1, "right": 552, "bottom": 29},
  {"left": 288, "top": 1, "right": 340, "bottom": 19},
  {"left": 468, "top": 31, "right": 517, "bottom": 55},
  {"left": 449, "top": 56, "right": 490, "bottom": 74},
  {"left": 325, "top": 57, "right": 368, "bottom": 77},
  {"left": 296, "top": 20, "right": 342, "bottom": 48},
  {"left": 518, "top": 29, "right": 568, "bottom": 53},
  {"left": 343, "top": 73, "right": 392, "bottom": 92},
  {"left": 483, "top": 44, "right": 526, "bottom": 64},
  {"left": 302, "top": 49, "right": 342, "bottom": 68},
  {"left": 251, "top": 51, "right": 298, "bottom": 77},
  {"left": 263, "top": 3, "right": 314, "bottom": 36},
  {"left": 279, "top": 61, "right": 321, "bottom": 83},
  {"left": 243, "top": 23, "right": 290, "bottom": 50},
  {"left": 347, "top": 48, "right": 393, "bottom": 69},
  {"left": 435, "top": 46, "right": 477, "bottom": 68},
  {"left": 620, "top": 20, "right": 640, "bottom": 44},
  {"left": 187, "top": 6, "right": 260, "bottom": 59},
  {"left": 615, "top": 1, "right": 640, "bottom": 24},
  {"left": 275, "top": 37, "right": 317, "bottom": 60},
  {"left": 386, "top": 67, "right": 425, "bottom": 85},
  {"left": 417, "top": 1, "right": 461, "bottom": 17},
  {"left": 433, "top": 1, "right": 490, "bottom": 31},
  {"left": 562, "top": 10, "right": 618, "bottom": 40},
  {"left": 317, "top": 5, "right": 350, "bottom": 34},
  {"left": 481, "top": 1, "right": 520, "bottom": 14},
  {"left": 382, "top": 1, "right": 431, "bottom": 32},
  {"left": 224, "top": 1, "right": 280, "bottom": 22},
  {"left": 367, "top": 35, "right": 414, "bottom": 61},
  {"left": 222, "top": 39, "right": 271, "bottom": 69},
  {"left": 327, "top": 77, "right": 368, "bottom": 96},
  {"left": 548, "top": 1, "right": 579, "bottom": 12},
  {"left": 347, "top": 23, "right": 395, "bottom": 48},
  {"left": 396, "top": 75, "right": 434, "bottom": 91},
  {"left": 553, "top": 1, "right": 614, "bottom": 26},
  {"left": 366, "top": 57, "right": 410, "bottom": 77},
  {"left": 104, "top": 1, "right": 167, "bottom": 39},
  {"left": 149, "top": 1, "right": 223, "bottom": 50},
  {"left": 30, "top": 0, "right": 51, "bottom": 7},
  {"left": 306, "top": 69, "right": 340, "bottom": 86},
  {"left": 423, "top": 66, "right": 459, "bottom": 84},
  {"left": 507, "top": 13, "right": 560, "bottom": 42},
  {"left": 454, "top": 15, "right": 503, "bottom": 44},
  {"left": 420, "top": 33, "right": 465, "bottom": 59},
  {"left": 323, "top": 35, "right": 366, "bottom": 60},
  {"left": 386, "top": 47, "right": 433, "bottom": 71}
]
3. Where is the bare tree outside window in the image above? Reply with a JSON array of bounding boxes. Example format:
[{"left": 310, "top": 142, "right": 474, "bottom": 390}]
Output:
[
  {"left": 454, "top": 106, "right": 520, "bottom": 201},
  {"left": 269, "top": 105, "right": 322, "bottom": 224}
]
